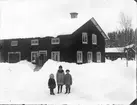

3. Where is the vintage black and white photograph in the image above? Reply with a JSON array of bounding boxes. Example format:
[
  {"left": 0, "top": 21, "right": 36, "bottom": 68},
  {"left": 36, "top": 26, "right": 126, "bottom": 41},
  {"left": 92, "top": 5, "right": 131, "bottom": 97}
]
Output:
[{"left": 0, "top": 0, "right": 136, "bottom": 105}]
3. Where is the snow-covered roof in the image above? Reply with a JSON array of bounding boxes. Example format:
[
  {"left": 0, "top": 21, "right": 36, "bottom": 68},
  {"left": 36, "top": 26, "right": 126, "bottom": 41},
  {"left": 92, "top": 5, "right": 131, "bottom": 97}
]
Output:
[
  {"left": 105, "top": 47, "right": 124, "bottom": 53},
  {"left": 0, "top": 13, "right": 109, "bottom": 40},
  {"left": 52, "top": 17, "right": 109, "bottom": 39},
  {"left": 91, "top": 18, "right": 109, "bottom": 40}
]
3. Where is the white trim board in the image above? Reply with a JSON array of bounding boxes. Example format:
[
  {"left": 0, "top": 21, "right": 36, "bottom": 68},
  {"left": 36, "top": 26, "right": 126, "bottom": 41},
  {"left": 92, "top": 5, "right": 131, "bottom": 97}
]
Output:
[{"left": 91, "top": 17, "right": 110, "bottom": 40}]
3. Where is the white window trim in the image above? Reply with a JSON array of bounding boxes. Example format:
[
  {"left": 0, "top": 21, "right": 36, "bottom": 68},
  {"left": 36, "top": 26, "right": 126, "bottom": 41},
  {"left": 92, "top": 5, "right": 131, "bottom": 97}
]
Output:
[
  {"left": 51, "top": 51, "right": 60, "bottom": 61},
  {"left": 82, "top": 32, "right": 88, "bottom": 44},
  {"left": 11, "top": 41, "right": 18, "bottom": 46},
  {"left": 87, "top": 51, "right": 92, "bottom": 63},
  {"left": 97, "top": 52, "right": 101, "bottom": 62},
  {"left": 92, "top": 34, "right": 97, "bottom": 45},
  {"left": 31, "top": 51, "right": 39, "bottom": 62},
  {"left": 51, "top": 38, "right": 60, "bottom": 44},
  {"left": 77, "top": 51, "right": 83, "bottom": 63},
  {"left": 8, "top": 52, "right": 21, "bottom": 63},
  {"left": 31, "top": 39, "right": 39, "bottom": 46},
  {"left": 39, "top": 50, "right": 47, "bottom": 55}
]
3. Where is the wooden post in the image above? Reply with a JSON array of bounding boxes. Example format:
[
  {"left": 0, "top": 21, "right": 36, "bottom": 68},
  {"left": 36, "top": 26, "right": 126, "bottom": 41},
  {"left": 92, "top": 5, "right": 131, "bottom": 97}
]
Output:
[
  {"left": 126, "top": 53, "right": 128, "bottom": 67},
  {"left": 126, "top": 50, "right": 128, "bottom": 67}
]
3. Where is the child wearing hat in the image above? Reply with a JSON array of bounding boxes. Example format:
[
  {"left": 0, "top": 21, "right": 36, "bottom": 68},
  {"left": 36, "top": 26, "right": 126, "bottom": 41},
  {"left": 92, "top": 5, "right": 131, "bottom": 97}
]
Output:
[
  {"left": 48, "top": 73, "right": 56, "bottom": 95},
  {"left": 64, "top": 69, "right": 72, "bottom": 94}
]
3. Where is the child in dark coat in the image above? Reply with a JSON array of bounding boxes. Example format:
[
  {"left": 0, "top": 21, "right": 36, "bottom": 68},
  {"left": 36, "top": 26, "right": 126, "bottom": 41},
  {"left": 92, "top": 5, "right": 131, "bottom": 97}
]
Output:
[
  {"left": 64, "top": 69, "right": 72, "bottom": 94},
  {"left": 48, "top": 73, "right": 56, "bottom": 95}
]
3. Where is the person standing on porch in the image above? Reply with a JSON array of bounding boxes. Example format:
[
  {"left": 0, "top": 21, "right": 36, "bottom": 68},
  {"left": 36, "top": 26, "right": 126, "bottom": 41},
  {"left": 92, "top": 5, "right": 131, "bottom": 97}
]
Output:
[{"left": 56, "top": 65, "right": 65, "bottom": 94}]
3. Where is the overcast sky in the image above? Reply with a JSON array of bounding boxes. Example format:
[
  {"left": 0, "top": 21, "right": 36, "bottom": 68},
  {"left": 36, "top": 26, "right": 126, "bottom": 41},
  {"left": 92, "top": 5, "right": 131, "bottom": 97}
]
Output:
[{"left": 0, "top": 0, "right": 136, "bottom": 39}]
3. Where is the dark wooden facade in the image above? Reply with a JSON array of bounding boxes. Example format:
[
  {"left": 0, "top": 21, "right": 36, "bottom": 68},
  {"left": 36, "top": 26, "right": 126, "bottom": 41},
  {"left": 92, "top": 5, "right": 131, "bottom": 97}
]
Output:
[{"left": 0, "top": 18, "right": 109, "bottom": 65}]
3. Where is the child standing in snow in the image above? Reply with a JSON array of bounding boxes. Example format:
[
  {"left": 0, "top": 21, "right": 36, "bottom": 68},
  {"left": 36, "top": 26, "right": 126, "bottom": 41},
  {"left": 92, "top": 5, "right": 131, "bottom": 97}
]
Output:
[
  {"left": 48, "top": 73, "right": 56, "bottom": 95},
  {"left": 64, "top": 69, "right": 72, "bottom": 94}
]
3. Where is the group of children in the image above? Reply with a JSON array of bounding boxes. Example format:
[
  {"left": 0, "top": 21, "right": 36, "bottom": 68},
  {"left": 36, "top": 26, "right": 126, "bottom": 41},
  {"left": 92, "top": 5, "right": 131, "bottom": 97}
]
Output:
[{"left": 48, "top": 65, "right": 72, "bottom": 95}]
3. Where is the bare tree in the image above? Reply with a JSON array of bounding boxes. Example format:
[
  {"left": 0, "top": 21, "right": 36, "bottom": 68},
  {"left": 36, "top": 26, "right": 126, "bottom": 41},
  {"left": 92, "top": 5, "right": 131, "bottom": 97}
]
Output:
[
  {"left": 118, "top": 12, "right": 133, "bottom": 47},
  {"left": 119, "top": 12, "right": 132, "bottom": 30}
]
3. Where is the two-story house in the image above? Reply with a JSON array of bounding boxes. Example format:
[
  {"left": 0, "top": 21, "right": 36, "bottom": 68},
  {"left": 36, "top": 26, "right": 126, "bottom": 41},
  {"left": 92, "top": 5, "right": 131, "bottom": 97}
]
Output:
[{"left": 0, "top": 17, "right": 109, "bottom": 65}]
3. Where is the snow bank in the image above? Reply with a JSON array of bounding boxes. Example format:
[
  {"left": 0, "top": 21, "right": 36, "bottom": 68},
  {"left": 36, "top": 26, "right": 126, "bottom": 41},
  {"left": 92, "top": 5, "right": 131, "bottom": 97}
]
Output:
[
  {"left": 34, "top": 59, "right": 136, "bottom": 104},
  {"left": 0, "top": 59, "right": 136, "bottom": 104},
  {"left": 0, "top": 60, "right": 36, "bottom": 103}
]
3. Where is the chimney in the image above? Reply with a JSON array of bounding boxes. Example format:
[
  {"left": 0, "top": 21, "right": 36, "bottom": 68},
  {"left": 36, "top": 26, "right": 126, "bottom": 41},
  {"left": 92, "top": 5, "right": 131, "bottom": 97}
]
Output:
[{"left": 70, "top": 12, "right": 78, "bottom": 19}]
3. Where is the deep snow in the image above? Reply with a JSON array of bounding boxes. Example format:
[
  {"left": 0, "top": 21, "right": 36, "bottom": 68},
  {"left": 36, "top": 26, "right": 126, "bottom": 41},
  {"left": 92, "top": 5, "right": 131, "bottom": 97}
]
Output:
[{"left": 0, "top": 59, "right": 136, "bottom": 104}]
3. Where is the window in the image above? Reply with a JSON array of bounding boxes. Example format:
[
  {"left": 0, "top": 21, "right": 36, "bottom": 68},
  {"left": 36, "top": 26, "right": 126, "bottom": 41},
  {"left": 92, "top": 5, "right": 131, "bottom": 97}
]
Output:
[
  {"left": 92, "top": 34, "right": 97, "bottom": 45},
  {"left": 31, "top": 51, "right": 39, "bottom": 63},
  {"left": 82, "top": 32, "right": 88, "bottom": 44},
  {"left": 96, "top": 52, "right": 101, "bottom": 62},
  {"left": 51, "top": 38, "right": 60, "bottom": 44},
  {"left": 8, "top": 52, "right": 21, "bottom": 63},
  {"left": 11, "top": 41, "right": 18, "bottom": 46},
  {"left": 77, "top": 51, "right": 83, "bottom": 63},
  {"left": 31, "top": 39, "right": 39, "bottom": 45},
  {"left": 51, "top": 51, "right": 60, "bottom": 61},
  {"left": 87, "top": 52, "right": 92, "bottom": 63}
]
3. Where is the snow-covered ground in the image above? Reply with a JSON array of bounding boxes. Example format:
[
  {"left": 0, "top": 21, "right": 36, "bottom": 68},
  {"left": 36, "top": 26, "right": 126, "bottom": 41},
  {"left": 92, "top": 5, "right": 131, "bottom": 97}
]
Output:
[{"left": 0, "top": 59, "right": 136, "bottom": 105}]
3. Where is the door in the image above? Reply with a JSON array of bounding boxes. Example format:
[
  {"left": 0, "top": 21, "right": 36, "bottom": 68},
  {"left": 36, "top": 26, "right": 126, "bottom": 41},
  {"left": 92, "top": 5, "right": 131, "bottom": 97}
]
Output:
[
  {"left": 77, "top": 51, "right": 83, "bottom": 63},
  {"left": 87, "top": 51, "right": 92, "bottom": 63},
  {"left": 97, "top": 52, "right": 101, "bottom": 62},
  {"left": 51, "top": 51, "right": 60, "bottom": 61},
  {"left": 39, "top": 50, "right": 47, "bottom": 65}
]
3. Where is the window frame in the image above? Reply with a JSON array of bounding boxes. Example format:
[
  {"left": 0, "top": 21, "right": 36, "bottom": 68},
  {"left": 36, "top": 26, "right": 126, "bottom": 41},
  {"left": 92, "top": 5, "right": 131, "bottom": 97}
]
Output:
[
  {"left": 39, "top": 50, "right": 47, "bottom": 55},
  {"left": 8, "top": 52, "right": 21, "bottom": 63},
  {"left": 51, "top": 51, "right": 60, "bottom": 61},
  {"left": 82, "top": 32, "right": 88, "bottom": 44},
  {"left": 96, "top": 52, "right": 101, "bottom": 62},
  {"left": 31, "top": 39, "right": 39, "bottom": 46},
  {"left": 11, "top": 40, "right": 18, "bottom": 46},
  {"left": 92, "top": 33, "right": 97, "bottom": 45},
  {"left": 87, "top": 51, "right": 92, "bottom": 63},
  {"left": 77, "top": 51, "right": 83, "bottom": 63},
  {"left": 51, "top": 38, "right": 60, "bottom": 44}
]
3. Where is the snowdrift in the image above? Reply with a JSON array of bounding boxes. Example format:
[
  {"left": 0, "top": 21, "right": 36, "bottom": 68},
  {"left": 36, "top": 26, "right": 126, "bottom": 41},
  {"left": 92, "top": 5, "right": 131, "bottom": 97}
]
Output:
[{"left": 0, "top": 59, "right": 136, "bottom": 104}]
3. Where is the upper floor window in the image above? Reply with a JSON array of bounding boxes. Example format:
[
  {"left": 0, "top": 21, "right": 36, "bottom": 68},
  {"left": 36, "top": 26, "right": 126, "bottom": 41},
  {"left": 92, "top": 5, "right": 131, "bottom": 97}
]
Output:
[
  {"left": 51, "top": 38, "right": 60, "bottom": 44},
  {"left": 92, "top": 34, "right": 97, "bottom": 45},
  {"left": 31, "top": 39, "right": 39, "bottom": 45},
  {"left": 11, "top": 41, "right": 18, "bottom": 46},
  {"left": 82, "top": 32, "right": 88, "bottom": 44}
]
